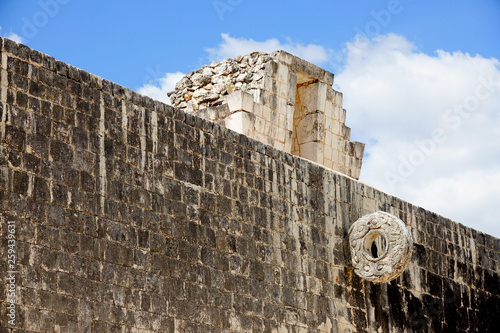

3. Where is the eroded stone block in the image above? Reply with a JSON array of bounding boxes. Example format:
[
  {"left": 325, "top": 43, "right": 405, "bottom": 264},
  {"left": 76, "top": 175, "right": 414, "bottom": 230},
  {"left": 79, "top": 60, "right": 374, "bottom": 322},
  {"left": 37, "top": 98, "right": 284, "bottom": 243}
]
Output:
[
  {"left": 296, "top": 112, "right": 324, "bottom": 144},
  {"left": 299, "top": 141, "right": 323, "bottom": 164},
  {"left": 224, "top": 111, "right": 255, "bottom": 137},
  {"left": 226, "top": 90, "right": 254, "bottom": 113}
]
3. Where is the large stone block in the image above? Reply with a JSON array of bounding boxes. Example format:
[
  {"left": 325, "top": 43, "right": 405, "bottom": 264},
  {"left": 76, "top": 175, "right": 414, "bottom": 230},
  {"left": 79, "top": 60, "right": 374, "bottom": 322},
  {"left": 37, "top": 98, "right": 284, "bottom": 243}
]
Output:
[
  {"left": 299, "top": 141, "right": 323, "bottom": 164},
  {"left": 224, "top": 111, "right": 255, "bottom": 137},
  {"left": 354, "top": 142, "right": 365, "bottom": 159},
  {"left": 225, "top": 90, "right": 255, "bottom": 113},
  {"left": 296, "top": 81, "right": 328, "bottom": 114},
  {"left": 296, "top": 112, "right": 324, "bottom": 145},
  {"left": 277, "top": 50, "right": 334, "bottom": 86}
]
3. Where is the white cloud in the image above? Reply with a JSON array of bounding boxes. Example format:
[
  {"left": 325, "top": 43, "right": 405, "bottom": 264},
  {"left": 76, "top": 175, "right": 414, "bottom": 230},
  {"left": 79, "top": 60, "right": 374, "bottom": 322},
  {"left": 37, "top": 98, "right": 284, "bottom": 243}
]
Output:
[
  {"left": 5, "top": 32, "right": 24, "bottom": 44},
  {"left": 336, "top": 33, "right": 500, "bottom": 237},
  {"left": 137, "top": 72, "right": 184, "bottom": 104},
  {"left": 206, "top": 33, "right": 332, "bottom": 65},
  {"left": 0, "top": 27, "right": 25, "bottom": 44}
]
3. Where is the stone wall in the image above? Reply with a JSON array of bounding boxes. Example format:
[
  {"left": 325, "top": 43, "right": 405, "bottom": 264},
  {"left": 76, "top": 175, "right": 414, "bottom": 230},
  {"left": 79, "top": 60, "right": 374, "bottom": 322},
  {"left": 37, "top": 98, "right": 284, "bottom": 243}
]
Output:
[
  {"left": 170, "top": 51, "right": 364, "bottom": 180},
  {"left": 0, "top": 37, "right": 499, "bottom": 332}
]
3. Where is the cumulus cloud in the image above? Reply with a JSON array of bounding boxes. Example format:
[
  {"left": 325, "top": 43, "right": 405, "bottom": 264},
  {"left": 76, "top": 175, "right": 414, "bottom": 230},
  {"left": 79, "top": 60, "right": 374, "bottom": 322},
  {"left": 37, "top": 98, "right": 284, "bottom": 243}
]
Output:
[
  {"left": 336, "top": 33, "right": 500, "bottom": 237},
  {"left": 206, "top": 33, "right": 332, "bottom": 65},
  {"left": 137, "top": 72, "right": 184, "bottom": 104},
  {"left": 0, "top": 27, "right": 24, "bottom": 44},
  {"left": 5, "top": 32, "right": 24, "bottom": 44}
]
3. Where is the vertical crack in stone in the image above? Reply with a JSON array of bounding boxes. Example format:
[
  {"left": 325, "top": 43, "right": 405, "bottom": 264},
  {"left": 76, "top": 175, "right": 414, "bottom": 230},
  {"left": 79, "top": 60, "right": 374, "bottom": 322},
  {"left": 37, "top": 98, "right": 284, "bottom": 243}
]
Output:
[
  {"left": 121, "top": 100, "right": 128, "bottom": 142},
  {"left": 99, "top": 91, "right": 107, "bottom": 215},
  {"left": 151, "top": 106, "right": 158, "bottom": 154},
  {"left": 0, "top": 51, "right": 7, "bottom": 140},
  {"left": 140, "top": 106, "right": 146, "bottom": 171}
]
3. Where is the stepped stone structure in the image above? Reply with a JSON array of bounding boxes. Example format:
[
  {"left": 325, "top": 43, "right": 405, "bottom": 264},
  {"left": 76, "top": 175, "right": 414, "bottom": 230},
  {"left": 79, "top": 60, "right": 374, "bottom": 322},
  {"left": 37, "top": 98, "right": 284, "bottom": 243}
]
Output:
[
  {"left": 0, "top": 37, "right": 499, "bottom": 332},
  {"left": 169, "top": 51, "right": 364, "bottom": 179}
]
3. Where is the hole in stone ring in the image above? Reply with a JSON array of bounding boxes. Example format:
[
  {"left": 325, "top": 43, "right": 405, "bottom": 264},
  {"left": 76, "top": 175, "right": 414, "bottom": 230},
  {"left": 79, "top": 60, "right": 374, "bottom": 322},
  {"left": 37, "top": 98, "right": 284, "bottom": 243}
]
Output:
[{"left": 363, "top": 232, "right": 387, "bottom": 259}]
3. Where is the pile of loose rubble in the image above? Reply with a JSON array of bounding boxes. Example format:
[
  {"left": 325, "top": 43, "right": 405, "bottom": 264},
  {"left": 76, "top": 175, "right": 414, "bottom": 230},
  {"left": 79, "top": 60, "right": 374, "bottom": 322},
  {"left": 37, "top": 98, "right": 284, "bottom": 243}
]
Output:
[{"left": 168, "top": 52, "right": 273, "bottom": 112}]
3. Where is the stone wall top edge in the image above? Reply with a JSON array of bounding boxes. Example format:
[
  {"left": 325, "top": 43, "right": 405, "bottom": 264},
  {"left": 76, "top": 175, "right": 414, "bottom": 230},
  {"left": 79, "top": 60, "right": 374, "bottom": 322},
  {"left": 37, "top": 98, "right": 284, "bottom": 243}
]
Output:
[
  {"left": 273, "top": 49, "right": 334, "bottom": 85},
  {"left": 0, "top": 40, "right": 256, "bottom": 152},
  {"left": 3, "top": 37, "right": 498, "bottom": 246},
  {"left": 0, "top": 37, "right": 180, "bottom": 117}
]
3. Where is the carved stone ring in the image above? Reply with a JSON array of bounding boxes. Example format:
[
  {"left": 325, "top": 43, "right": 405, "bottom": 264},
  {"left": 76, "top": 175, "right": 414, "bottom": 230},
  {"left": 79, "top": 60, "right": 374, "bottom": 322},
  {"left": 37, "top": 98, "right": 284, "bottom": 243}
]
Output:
[{"left": 348, "top": 211, "right": 413, "bottom": 283}]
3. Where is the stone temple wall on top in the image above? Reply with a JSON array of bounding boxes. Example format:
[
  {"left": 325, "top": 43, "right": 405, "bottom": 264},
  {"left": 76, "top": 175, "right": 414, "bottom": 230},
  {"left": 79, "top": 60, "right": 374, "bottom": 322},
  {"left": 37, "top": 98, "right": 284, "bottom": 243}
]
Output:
[{"left": 169, "top": 51, "right": 365, "bottom": 180}]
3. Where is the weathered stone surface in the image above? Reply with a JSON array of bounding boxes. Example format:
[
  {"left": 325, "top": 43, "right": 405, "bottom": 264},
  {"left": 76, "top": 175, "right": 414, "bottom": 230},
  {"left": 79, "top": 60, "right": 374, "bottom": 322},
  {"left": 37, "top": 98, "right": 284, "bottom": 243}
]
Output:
[
  {"left": 224, "top": 111, "right": 255, "bottom": 137},
  {"left": 226, "top": 90, "right": 254, "bottom": 113},
  {"left": 169, "top": 51, "right": 271, "bottom": 112},
  {"left": 296, "top": 112, "right": 324, "bottom": 144},
  {"left": 0, "top": 37, "right": 499, "bottom": 333},
  {"left": 348, "top": 211, "right": 413, "bottom": 283},
  {"left": 299, "top": 141, "right": 323, "bottom": 164}
]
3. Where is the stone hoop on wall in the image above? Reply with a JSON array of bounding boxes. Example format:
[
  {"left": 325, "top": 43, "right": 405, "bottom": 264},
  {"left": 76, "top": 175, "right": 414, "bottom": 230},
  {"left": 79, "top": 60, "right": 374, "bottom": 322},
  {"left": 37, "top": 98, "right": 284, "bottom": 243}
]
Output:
[{"left": 348, "top": 211, "right": 413, "bottom": 283}]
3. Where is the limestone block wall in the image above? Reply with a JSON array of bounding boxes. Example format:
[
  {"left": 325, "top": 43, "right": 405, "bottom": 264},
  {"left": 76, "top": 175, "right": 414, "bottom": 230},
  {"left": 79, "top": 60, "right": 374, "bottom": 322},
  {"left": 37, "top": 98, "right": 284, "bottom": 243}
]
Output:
[
  {"left": 1, "top": 38, "right": 499, "bottom": 332},
  {"left": 170, "top": 51, "right": 364, "bottom": 180}
]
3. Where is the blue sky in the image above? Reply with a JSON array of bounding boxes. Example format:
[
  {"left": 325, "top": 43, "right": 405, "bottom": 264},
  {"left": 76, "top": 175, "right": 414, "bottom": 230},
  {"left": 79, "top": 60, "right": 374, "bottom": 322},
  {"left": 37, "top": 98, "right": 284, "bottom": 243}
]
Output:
[
  {"left": 1, "top": 0, "right": 500, "bottom": 238},
  {"left": 1, "top": 0, "right": 499, "bottom": 89}
]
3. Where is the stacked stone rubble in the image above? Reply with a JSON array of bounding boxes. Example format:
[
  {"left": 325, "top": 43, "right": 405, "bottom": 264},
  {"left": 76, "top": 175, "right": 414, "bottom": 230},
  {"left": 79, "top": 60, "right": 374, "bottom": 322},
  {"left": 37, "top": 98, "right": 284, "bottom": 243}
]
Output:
[
  {"left": 169, "top": 52, "right": 272, "bottom": 112},
  {"left": 170, "top": 50, "right": 365, "bottom": 179}
]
